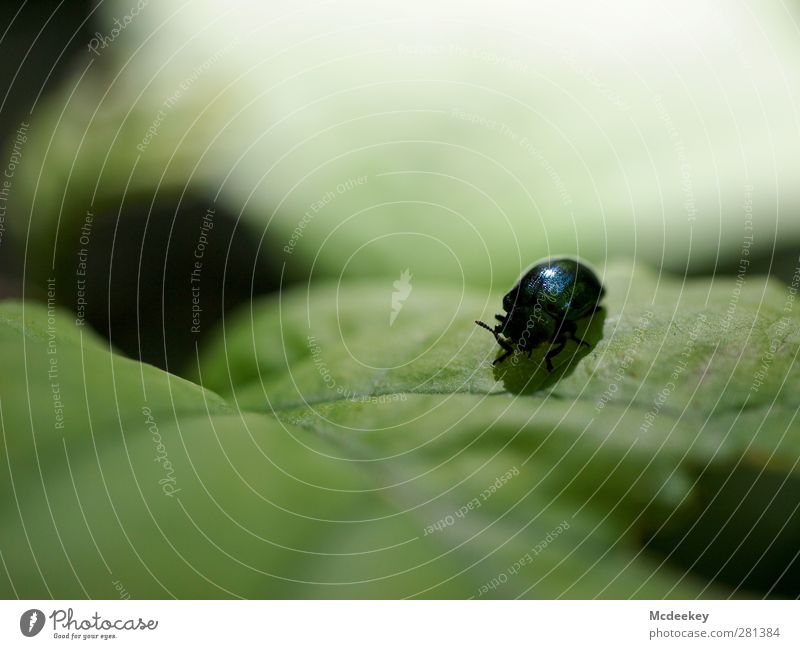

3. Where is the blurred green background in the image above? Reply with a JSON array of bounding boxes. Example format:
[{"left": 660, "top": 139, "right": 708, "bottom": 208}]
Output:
[{"left": 1, "top": 0, "right": 800, "bottom": 599}]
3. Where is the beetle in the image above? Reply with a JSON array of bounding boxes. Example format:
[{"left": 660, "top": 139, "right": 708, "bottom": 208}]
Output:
[{"left": 475, "top": 257, "right": 605, "bottom": 370}]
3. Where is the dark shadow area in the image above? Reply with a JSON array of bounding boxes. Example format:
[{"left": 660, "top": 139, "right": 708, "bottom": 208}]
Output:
[
  {"left": 0, "top": 1, "right": 94, "bottom": 140},
  {"left": 686, "top": 242, "right": 800, "bottom": 286},
  {"left": 493, "top": 308, "right": 607, "bottom": 394},
  {"left": 642, "top": 463, "right": 800, "bottom": 598},
  {"left": 51, "top": 193, "right": 283, "bottom": 373}
]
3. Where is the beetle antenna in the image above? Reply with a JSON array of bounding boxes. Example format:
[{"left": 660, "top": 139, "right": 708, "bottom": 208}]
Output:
[{"left": 474, "top": 320, "right": 498, "bottom": 339}]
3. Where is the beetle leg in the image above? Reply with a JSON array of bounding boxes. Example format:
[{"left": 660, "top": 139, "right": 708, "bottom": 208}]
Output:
[
  {"left": 546, "top": 318, "right": 582, "bottom": 370},
  {"left": 556, "top": 319, "right": 591, "bottom": 348},
  {"left": 494, "top": 313, "right": 507, "bottom": 323},
  {"left": 545, "top": 339, "right": 567, "bottom": 371},
  {"left": 570, "top": 334, "right": 590, "bottom": 348}
]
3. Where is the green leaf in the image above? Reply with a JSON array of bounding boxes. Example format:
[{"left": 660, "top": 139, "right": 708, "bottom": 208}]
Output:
[
  {"left": 2, "top": 262, "right": 799, "bottom": 598},
  {"left": 194, "top": 262, "right": 800, "bottom": 596}
]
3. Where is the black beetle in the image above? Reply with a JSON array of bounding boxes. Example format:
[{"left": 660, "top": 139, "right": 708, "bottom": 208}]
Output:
[{"left": 476, "top": 257, "right": 605, "bottom": 370}]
